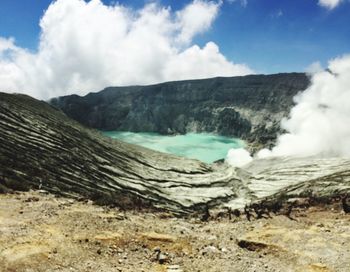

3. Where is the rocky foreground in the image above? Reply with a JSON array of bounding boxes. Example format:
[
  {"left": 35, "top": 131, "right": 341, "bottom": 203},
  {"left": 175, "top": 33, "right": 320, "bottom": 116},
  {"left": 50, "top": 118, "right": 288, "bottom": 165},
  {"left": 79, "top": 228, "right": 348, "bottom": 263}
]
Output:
[{"left": 0, "top": 191, "right": 350, "bottom": 272}]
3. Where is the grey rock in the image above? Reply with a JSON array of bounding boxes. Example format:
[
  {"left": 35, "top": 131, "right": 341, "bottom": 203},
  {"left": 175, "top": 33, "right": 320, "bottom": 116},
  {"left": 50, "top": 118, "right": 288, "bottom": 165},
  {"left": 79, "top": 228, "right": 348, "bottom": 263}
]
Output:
[
  {"left": 201, "top": 246, "right": 219, "bottom": 256},
  {"left": 157, "top": 252, "right": 169, "bottom": 264},
  {"left": 167, "top": 265, "right": 183, "bottom": 272}
]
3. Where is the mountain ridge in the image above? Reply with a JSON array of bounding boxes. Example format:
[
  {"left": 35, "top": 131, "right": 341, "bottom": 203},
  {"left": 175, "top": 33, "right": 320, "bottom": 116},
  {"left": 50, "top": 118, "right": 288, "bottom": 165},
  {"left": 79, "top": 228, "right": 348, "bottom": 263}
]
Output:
[
  {"left": 1, "top": 92, "right": 350, "bottom": 216},
  {"left": 50, "top": 72, "right": 310, "bottom": 151}
]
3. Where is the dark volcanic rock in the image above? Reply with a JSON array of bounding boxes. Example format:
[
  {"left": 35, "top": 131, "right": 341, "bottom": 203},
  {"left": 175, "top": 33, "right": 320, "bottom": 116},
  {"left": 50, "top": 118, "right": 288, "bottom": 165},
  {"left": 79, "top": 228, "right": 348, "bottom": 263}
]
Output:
[{"left": 50, "top": 73, "right": 310, "bottom": 151}]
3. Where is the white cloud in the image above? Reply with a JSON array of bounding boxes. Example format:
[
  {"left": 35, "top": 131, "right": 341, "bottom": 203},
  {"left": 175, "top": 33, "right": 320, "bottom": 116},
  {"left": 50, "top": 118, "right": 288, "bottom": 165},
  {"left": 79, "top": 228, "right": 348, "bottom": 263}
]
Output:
[
  {"left": 0, "top": 38, "right": 24, "bottom": 91},
  {"left": 164, "top": 42, "right": 252, "bottom": 80},
  {"left": 269, "top": 9, "right": 283, "bottom": 19},
  {"left": 176, "top": 0, "right": 220, "bottom": 44},
  {"left": 318, "top": 0, "right": 343, "bottom": 9},
  {"left": 0, "top": 37, "right": 17, "bottom": 55},
  {"left": 227, "top": 0, "right": 248, "bottom": 7},
  {"left": 0, "top": 0, "right": 253, "bottom": 99}
]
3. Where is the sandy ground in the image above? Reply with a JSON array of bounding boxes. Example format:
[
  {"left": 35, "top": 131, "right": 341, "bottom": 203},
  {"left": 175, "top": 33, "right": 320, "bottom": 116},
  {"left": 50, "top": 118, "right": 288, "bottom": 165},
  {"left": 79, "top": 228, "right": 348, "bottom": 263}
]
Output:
[{"left": 0, "top": 191, "right": 350, "bottom": 272}]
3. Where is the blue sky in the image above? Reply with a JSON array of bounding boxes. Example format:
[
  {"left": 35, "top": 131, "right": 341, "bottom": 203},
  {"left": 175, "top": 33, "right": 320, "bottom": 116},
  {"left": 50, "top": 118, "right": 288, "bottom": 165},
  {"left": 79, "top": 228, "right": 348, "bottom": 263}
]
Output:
[
  {"left": 0, "top": 0, "right": 349, "bottom": 99},
  {"left": 0, "top": 0, "right": 349, "bottom": 74}
]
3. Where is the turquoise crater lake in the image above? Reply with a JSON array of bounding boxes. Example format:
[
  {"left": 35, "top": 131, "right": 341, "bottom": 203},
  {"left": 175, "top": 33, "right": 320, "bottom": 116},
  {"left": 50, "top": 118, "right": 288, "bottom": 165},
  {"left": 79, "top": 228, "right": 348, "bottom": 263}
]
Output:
[{"left": 103, "top": 131, "right": 244, "bottom": 163}]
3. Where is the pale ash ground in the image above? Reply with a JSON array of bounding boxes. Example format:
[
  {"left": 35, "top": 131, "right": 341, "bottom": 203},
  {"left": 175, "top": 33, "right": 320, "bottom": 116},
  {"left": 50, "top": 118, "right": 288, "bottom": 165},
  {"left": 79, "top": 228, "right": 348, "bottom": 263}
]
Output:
[{"left": 1, "top": 191, "right": 350, "bottom": 272}]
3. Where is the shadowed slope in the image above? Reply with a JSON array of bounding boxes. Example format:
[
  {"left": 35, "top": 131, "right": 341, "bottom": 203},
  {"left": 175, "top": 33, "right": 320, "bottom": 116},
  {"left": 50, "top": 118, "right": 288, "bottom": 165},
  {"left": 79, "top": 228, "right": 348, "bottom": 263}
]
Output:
[{"left": 0, "top": 93, "right": 241, "bottom": 214}]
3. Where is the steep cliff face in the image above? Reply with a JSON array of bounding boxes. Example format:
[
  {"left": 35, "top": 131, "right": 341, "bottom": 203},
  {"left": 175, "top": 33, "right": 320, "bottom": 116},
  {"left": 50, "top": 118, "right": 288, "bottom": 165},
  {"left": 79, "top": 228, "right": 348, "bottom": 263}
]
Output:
[{"left": 50, "top": 73, "right": 310, "bottom": 150}]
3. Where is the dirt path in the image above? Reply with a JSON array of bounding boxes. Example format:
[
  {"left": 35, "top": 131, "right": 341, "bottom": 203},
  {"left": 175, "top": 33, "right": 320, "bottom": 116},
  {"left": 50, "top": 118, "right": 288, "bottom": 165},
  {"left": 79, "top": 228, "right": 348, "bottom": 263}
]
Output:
[{"left": 0, "top": 191, "right": 349, "bottom": 272}]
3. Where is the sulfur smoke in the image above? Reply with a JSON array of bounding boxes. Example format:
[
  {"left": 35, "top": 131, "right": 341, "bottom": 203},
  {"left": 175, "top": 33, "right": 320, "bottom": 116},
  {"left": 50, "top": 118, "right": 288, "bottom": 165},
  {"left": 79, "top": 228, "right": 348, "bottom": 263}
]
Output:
[{"left": 226, "top": 55, "right": 350, "bottom": 166}]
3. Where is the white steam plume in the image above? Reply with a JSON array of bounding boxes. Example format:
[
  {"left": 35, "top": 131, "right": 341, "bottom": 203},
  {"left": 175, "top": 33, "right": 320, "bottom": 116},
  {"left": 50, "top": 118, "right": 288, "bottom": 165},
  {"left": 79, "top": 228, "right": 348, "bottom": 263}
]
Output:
[
  {"left": 226, "top": 148, "right": 253, "bottom": 167},
  {"left": 305, "top": 61, "right": 323, "bottom": 75},
  {"left": 0, "top": 0, "right": 253, "bottom": 100},
  {"left": 226, "top": 55, "right": 350, "bottom": 166},
  {"left": 260, "top": 55, "right": 350, "bottom": 158}
]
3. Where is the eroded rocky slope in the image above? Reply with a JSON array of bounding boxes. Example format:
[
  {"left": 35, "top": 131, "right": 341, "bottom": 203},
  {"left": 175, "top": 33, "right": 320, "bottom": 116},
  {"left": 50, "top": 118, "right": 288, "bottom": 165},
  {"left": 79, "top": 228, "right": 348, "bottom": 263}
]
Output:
[
  {"left": 0, "top": 93, "right": 242, "bottom": 214},
  {"left": 50, "top": 73, "right": 310, "bottom": 150},
  {"left": 1, "top": 92, "right": 350, "bottom": 216}
]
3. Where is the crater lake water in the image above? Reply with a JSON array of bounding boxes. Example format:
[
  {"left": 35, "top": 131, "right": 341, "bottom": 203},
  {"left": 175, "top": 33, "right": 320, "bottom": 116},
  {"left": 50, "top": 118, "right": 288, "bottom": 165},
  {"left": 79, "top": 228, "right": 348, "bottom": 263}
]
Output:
[{"left": 102, "top": 131, "right": 244, "bottom": 163}]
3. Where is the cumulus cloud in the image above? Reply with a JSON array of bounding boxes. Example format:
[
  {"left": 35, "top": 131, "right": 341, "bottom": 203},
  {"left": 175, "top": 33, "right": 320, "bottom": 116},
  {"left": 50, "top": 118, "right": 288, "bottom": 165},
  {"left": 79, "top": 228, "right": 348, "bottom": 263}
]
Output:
[
  {"left": 176, "top": 0, "right": 220, "bottom": 44},
  {"left": 270, "top": 9, "right": 283, "bottom": 19},
  {"left": 0, "top": 38, "right": 24, "bottom": 91},
  {"left": 318, "top": 0, "right": 343, "bottom": 9},
  {"left": 0, "top": 0, "right": 253, "bottom": 99},
  {"left": 227, "top": 0, "right": 248, "bottom": 7},
  {"left": 164, "top": 42, "right": 252, "bottom": 80}
]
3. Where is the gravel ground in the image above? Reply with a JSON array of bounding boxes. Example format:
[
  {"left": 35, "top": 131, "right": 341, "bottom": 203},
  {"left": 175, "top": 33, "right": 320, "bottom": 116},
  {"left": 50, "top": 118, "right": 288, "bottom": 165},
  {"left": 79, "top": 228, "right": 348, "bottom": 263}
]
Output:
[{"left": 0, "top": 191, "right": 350, "bottom": 272}]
